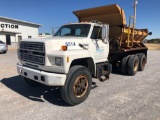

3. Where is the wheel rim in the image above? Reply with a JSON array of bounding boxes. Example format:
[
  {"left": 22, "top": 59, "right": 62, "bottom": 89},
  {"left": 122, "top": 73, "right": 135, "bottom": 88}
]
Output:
[
  {"left": 134, "top": 59, "right": 139, "bottom": 72},
  {"left": 73, "top": 75, "right": 88, "bottom": 98}
]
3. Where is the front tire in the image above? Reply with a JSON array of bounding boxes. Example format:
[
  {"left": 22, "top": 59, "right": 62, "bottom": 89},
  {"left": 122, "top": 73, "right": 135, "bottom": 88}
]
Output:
[
  {"left": 23, "top": 77, "right": 41, "bottom": 86},
  {"left": 3, "top": 51, "right": 7, "bottom": 54},
  {"left": 61, "top": 66, "right": 92, "bottom": 106}
]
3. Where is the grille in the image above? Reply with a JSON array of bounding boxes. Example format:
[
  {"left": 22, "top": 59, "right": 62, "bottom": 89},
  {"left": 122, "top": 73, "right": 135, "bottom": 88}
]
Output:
[
  {"left": 20, "top": 42, "right": 44, "bottom": 52},
  {"left": 19, "top": 42, "right": 45, "bottom": 65}
]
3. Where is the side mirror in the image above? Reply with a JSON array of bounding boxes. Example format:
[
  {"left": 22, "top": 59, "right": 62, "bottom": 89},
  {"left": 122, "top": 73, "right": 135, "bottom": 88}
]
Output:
[
  {"left": 148, "top": 32, "right": 152, "bottom": 36},
  {"left": 102, "top": 25, "right": 109, "bottom": 43}
]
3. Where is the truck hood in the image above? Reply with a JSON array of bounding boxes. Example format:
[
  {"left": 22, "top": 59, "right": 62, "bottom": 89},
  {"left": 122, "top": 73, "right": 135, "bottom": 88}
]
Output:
[{"left": 21, "top": 36, "right": 84, "bottom": 52}]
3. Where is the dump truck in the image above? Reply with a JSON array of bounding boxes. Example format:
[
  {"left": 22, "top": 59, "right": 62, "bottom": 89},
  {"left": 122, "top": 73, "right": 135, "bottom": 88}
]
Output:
[{"left": 17, "top": 2, "right": 151, "bottom": 105}]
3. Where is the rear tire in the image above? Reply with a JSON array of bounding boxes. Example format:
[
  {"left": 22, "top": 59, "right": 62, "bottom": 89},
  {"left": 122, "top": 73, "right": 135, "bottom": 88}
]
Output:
[
  {"left": 121, "top": 56, "right": 129, "bottom": 74},
  {"left": 127, "top": 55, "right": 139, "bottom": 75},
  {"left": 23, "top": 77, "right": 41, "bottom": 86},
  {"left": 61, "top": 65, "right": 92, "bottom": 106},
  {"left": 138, "top": 53, "right": 146, "bottom": 71}
]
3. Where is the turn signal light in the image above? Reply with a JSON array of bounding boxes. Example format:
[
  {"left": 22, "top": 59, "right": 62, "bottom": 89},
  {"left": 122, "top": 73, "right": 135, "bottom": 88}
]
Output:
[{"left": 61, "top": 45, "right": 67, "bottom": 51}]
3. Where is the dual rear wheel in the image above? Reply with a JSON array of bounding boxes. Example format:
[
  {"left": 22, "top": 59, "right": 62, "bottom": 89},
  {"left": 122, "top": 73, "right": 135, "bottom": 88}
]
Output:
[{"left": 121, "top": 53, "right": 146, "bottom": 75}]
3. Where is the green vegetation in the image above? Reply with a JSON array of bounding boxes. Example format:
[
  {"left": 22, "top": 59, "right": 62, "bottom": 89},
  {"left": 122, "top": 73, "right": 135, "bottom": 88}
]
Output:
[{"left": 146, "top": 38, "right": 160, "bottom": 43}]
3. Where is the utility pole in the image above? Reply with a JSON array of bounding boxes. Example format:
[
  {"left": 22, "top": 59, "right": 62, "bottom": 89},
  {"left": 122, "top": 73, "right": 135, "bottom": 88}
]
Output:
[
  {"left": 133, "top": 0, "right": 138, "bottom": 30},
  {"left": 131, "top": 0, "right": 138, "bottom": 46}
]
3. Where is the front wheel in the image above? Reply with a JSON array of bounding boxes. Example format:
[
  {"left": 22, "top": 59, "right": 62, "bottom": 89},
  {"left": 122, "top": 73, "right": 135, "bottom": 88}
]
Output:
[
  {"left": 61, "top": 66, "right": 92, "bottom": 106},
  {"left": 3, "top": 51, "right": 7, "bottom": 54}
]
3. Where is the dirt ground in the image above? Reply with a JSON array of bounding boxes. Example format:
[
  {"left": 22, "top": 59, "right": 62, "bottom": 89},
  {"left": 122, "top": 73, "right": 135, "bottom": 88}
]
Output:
[
  {"left": 0, "top": 50, "right": 160, "bottom": 120},
  {"left": 144, "top": 43, "right": 160, "bottom": 50}
]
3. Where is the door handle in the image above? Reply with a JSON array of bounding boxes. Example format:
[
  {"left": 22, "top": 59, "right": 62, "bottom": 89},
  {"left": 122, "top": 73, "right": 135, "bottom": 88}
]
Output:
[{"left": 79, "top": 43, "right": 89, "bottom": 49}]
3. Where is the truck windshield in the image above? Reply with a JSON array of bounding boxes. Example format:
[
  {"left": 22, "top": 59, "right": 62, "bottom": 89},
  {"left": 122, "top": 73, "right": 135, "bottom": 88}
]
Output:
[{"left": 54, "top": 24, "right": 91, "bottom": 37}]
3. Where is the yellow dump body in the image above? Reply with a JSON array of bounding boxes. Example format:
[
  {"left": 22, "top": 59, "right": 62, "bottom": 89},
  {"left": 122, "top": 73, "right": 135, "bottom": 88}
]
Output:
[{"left": 73, "top": 4, "right": 148, "bottom": 48}]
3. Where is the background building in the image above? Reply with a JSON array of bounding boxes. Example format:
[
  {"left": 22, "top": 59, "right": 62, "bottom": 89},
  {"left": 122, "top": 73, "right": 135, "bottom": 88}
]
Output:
[
  {"left": 39, "top": 33, "right": 52, "bottom": 38},
  {"left": 0, "top": 16, "right": 42, "bottom": 48}
]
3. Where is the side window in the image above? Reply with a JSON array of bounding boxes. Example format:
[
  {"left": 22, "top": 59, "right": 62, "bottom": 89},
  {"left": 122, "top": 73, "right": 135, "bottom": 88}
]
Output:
[
  {"left": 61, "top": 28, "right": 71, "bottom": 36},
  {"left": 91, "top": 26, "right": 102, "bottom": 39},
  {"left": 18, "top": 36, "right": 22, "bottom": 43}
]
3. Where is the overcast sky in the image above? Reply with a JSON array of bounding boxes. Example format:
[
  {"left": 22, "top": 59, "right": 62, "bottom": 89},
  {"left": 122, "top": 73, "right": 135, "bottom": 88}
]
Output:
[{"left": 0, "top": 0, "right": 159, "bottom": 39}]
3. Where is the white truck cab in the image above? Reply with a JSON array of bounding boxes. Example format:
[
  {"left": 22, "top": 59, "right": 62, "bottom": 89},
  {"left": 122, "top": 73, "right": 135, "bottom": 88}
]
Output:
[{"left": 17, "top": 22, "right": 112, "bottom": 105}]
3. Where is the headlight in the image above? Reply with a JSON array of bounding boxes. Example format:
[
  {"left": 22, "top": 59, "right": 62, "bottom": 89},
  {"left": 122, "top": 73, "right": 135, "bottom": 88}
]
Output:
[{"left": 55, "top": 57, "right": 63, "bottom": 66}]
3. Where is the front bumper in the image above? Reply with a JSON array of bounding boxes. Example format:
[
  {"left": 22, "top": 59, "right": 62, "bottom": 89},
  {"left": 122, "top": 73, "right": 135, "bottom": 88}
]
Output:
[{"left": 17, "top": 63, "right": 66, "bottom": 86}]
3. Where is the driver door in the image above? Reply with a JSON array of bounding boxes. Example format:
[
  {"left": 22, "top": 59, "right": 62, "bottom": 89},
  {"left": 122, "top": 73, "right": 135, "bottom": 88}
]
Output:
[{"left": 88, "top": 26, "right": 109, "bottom": 63}]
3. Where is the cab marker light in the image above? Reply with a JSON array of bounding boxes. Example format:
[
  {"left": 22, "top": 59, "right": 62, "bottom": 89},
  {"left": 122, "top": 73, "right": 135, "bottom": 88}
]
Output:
[
  {"left": 61, "top": 45, "right": 67, "bottom": 51},
  {"left": 67, "top": 57, "right": 69, "bottom": 63}
]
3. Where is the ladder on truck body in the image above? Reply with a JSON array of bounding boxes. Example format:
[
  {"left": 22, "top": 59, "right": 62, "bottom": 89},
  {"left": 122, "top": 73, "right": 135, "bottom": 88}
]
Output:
[{"left": 127, "top": 0, "right": 138, "bottom": 48}]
